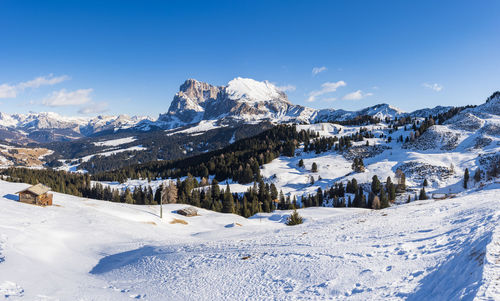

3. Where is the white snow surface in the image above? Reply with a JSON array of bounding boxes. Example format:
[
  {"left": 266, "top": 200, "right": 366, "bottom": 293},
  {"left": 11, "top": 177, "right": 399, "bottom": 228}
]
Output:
[
  {"left": 93, "top": 137, "right": 137, "bottom": 147},
  {"left": 165, "top": 120, "right": 226, "bottom": 136},
  {"left": 226, "top": 77, "right": 287, "bottom": 103},
  {"left": 0, "top": 180, "right": 499, "bottom": 300},
  {"left": 56, "top": 146, "right": 147, "bottom": 173}
]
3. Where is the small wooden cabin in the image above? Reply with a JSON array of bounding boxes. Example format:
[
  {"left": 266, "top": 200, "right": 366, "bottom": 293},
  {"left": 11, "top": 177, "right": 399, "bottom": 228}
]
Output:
[{"left": 17, "top": 184, "right": 53, "bottom": 206}]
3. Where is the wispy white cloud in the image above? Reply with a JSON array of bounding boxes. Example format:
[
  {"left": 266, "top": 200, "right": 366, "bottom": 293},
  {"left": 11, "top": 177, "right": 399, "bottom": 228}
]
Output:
[
  {"left": 276, "top": 84, "right": 296, "bottom": 92},
  {"left": 43, "top": 88, "right": 93, "bottom": 107},
  {"left": 0, "top": 84, "right": 17, "bottom": 98},
  {"left": 0, "top": 74, "right": 70, "bottom": 98},
  {"left": 78, "top": 102, "right": 109, "bottom": 114},
  {"left": 422, "top": 83, "right": 443, "bottom": 92},
  {"left": 307, "top": 81, "right": 346, "bottom": 102},
  {"left": 18, "top": 74, "right": 70, "bottom": 89},
  {"left": 312, "top": 66, "right": 327, "bottom": 76},
  {"left": 342, "top": 90, "right": 373, "bottom": 100}
]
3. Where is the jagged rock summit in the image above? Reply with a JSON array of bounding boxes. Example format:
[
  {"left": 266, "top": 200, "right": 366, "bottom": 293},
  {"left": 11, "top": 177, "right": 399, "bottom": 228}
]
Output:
[
  {"left": 158, "top": 77, "right": 418, "bottom": 129},
  {"left": 158, "top": 77, "right": 302, "bottom": 128}
]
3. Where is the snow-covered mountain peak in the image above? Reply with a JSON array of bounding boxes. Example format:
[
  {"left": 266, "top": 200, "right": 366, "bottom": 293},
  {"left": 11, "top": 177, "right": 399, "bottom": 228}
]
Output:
[
  {"left": 372, "top": 103, "right": 403, "bottom": 112},
  {"left": 0, "top": 112, "right": 19, "bottom": 128},
  {"left": 226, "top": 77, "right": 289, "bottom": 104},
  {"left": 159, "top": 77, "right": 294, "bottom": 128},
  {"left": 359, "top": 103, "right": 405, "bottom": 119}
]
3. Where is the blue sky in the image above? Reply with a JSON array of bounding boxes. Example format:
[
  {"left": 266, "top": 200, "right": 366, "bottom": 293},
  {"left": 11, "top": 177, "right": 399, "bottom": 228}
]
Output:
[{"left": 0, "top": 0, "right": 499, "bottom": 117}]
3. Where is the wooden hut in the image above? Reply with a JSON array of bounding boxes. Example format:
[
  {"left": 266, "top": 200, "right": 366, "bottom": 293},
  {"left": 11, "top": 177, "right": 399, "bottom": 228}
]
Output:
[{"left": 17, "top": 184, "right": 53, "bottom": 206}]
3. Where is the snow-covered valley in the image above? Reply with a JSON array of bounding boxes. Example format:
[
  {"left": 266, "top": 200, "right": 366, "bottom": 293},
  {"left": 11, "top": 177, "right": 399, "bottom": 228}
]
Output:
[{"left": 0, "top": 180, "right": 499, "bottom": 300}]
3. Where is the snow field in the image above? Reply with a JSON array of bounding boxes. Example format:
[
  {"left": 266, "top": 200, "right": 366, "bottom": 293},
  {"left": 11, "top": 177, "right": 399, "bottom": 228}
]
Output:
[
  {"left": 93, "top": 137, "right": 137, "bottom": 147},
  {"left": 0, "top": 180, "right": 499, "bottom": 300}
]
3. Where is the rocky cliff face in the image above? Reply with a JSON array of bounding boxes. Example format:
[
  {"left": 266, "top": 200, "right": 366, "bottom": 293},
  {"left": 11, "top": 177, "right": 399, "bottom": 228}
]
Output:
[
  {"left": 163, "top": 79, "right": 222, "bottom": 126},
  {"left": 158, "top": 77, "right": 299, "bottom": 128}
]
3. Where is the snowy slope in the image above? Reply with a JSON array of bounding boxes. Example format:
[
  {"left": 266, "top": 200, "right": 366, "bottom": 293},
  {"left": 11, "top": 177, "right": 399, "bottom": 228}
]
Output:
[
  {"left": 226, "top": 77, "right": 287, "bottom": 104},
  {"left": 0, "top": 180, "right": 499, "bottom": 300},
  {"left": 93, "top": 137, "right": 137, "bottom": 147}
]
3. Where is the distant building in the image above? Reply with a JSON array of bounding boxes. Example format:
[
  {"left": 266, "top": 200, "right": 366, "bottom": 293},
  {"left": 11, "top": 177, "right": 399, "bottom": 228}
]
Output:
[{"left": 17, "top": 184, "right": 53, "bottom": 206}]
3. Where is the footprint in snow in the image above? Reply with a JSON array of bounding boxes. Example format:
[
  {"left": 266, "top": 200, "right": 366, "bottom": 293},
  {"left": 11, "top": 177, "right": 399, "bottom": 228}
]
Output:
[
  {"left": 130, "top": 293, "right": 146, "bottom": 299},
  {"left": 0, "top": 281, "right": 24, "bottom": 298}
]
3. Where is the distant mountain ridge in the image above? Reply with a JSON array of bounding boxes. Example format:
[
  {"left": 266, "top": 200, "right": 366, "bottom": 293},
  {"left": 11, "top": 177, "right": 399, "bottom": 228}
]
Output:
[
  {"left": 0, "top": 112, "right": 152, "bottom": 143},
  {"left": 0, "top": 77, "right": 482, "bottom": 143},
  {"left": 155, "top": 77, "right": 455, "bottom": 129}
]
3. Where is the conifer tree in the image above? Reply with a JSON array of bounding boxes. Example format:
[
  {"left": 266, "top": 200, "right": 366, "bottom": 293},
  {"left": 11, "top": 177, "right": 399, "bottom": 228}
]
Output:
[
  {"left": 372, "top": 195, "right": 381, "bottom": 209},
  {"left": 474, "top": 168, "right": 481, "bottom": 183},
  {"left": 222, "top": 183, "right": 234, "bottom": 213},
  {"left": 283, "top": 141, "right": 296, "bottom": 157},
  {"left": 270, "top": 184, "right": 278, "bottom": 200},
  {"left": 367, "top": 191, "right": 375, "bottom": 209},
  {"left": 380, "top": 188, "right": 389, "bottom": 208},
  {"left": 162, "top": 181, "right": 178, "bottom": 204},
  {"left": 353, "top": 187, "right": 364, "bottom": 207},
  {"left": 419, "top": 187, "right": 428, "bottom": 200},
  {"left": 389, "top": 183, "right": 396, "bottom": 202},
  {"left": 112, "top": 189, "right": 121, "bottom": 203},
  {"left": 371, "top": 175, "right": 381, "bottom": 194},
  {"left": 124, "top": 188, "right": 134, "bottom": 204},
  {"left": 317, "top": 187, "right": 324, "bottom": 206},
  {"left": 286, "top": 208, "right": 303, "bottom": 225},
  {"left": 464, "top": 168, "right": 469, "bottom": 189}
]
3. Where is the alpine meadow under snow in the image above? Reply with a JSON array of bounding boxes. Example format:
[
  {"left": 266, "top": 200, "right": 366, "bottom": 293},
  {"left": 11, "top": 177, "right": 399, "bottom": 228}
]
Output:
[{"left": 0, "top": 180, "right": 499, "bottom": 300}]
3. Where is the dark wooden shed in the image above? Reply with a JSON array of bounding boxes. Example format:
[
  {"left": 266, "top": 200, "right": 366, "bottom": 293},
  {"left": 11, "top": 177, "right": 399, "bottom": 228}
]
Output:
[{"left": 17, "top": 184, "right": 53, "bottom": 206}]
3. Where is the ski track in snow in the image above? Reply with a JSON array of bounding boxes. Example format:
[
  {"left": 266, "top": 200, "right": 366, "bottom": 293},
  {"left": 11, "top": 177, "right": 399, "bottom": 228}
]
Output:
[{"left": 0, "top": 180, "right": 499, "bottom": 300}]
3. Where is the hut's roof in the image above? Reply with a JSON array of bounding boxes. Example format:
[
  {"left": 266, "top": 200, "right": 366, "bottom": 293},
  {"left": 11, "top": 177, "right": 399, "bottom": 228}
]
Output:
[{"left": 17, "top": 183, "right": 51, "bottom": 196}]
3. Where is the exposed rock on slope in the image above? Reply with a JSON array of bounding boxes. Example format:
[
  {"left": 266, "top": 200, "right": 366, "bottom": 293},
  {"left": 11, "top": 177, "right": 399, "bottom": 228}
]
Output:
[
  {"left": 406, "top": 91, "right": 500, "bottom": 152},
  {"left": 404, "top": 126, "right": 464, "bottom": 151},
  {"left": 158, "top": 78, "right": 301, "bottom": 128}
]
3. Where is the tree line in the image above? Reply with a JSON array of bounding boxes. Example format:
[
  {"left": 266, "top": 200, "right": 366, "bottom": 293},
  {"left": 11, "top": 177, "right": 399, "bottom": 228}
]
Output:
[{"left": 92, "top": 125, "right": 318, "bottom": 184}]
